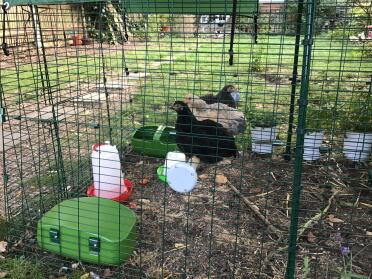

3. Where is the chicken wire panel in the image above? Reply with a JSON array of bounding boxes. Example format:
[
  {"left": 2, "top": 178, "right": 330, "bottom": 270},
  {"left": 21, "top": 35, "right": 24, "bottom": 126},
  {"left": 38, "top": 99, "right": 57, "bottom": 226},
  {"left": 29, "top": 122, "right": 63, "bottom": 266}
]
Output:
[
  {"left": 0, "top": 0, "right": 371, "bottom": 278},
  {"left": 291, "top": 0, "right": 372, "bottom": 277}
]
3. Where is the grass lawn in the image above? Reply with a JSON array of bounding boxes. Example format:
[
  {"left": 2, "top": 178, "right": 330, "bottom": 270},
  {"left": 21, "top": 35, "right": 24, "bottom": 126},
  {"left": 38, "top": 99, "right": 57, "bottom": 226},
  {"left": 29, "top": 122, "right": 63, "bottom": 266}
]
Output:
[{"left": 3, "top": 32, "right": 370, "bottom": 126}]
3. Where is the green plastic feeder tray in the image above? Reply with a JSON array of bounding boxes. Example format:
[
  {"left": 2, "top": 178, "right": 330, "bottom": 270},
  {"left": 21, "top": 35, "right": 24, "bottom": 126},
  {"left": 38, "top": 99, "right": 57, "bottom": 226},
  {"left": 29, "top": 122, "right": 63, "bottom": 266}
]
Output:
[
  {"left": 157, "top": 165, "right": 167, "bottom": 183},
  {"left": 37, "top": 197, "right": 137, "bottom": 266},
  {"left": 131, "top": 125, "right": 178, "bottom": 158}
]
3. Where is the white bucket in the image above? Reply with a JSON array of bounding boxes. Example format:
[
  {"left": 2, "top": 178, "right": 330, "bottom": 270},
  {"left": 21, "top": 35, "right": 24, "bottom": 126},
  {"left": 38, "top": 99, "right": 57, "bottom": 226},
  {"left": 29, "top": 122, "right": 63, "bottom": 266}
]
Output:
[
  {"left": 91, "top": 141, "right": 124, "bottom": 199},
  {"left": 343, "top": 132, "right": 372, "bottom": 162},
  {"left": 303, "top": 131, "right": 324, "bottom": 161},
  {"left": 163, "top": 152, "right": 186, "bottom": 176},
  {"left": 251, "top": 127, "right": 278, "bottom": 154}
]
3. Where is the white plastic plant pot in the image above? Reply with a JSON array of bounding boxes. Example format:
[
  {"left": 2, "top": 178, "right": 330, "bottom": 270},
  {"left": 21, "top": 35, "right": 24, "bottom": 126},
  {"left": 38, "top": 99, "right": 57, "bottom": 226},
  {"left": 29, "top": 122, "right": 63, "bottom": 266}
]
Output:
[
  {"left": 303, "top": 131, "right": 324, "bottom": 161},
  {"left": 167, "top": 162, "right": 198, "bottom": 193},
  {"left": 91, "top": 141, "right": 124, "bottom": 199},
  {"left": 163, "top": 151, "right": 186, "bottom": 176},
  {"left": 251, "top": 127, "right": 278, "bottom": 154},
  {"left": 343, "top": 132, "right": 372, "bottom": 162}
]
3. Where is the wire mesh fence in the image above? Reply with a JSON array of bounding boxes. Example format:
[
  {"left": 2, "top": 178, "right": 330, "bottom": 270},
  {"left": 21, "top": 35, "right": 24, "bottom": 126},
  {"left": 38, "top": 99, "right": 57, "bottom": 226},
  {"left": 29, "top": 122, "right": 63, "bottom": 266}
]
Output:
[{"left": 0, "top": 0, "right": 371, "bottom": 278}]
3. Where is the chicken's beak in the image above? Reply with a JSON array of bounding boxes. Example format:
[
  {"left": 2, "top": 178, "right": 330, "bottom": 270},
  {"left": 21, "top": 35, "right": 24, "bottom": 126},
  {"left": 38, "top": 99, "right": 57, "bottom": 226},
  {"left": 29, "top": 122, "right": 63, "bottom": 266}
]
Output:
[
  {"left": 170, "top": 103, "right": 178, "bottom": 111},
  {"left": 231, "top": 91, "right": 241, "bottom": 102}
]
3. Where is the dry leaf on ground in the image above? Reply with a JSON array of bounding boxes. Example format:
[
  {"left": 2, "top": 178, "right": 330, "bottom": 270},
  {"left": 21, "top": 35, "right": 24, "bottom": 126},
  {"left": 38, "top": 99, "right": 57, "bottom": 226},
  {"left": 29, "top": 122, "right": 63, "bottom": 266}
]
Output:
[
  {"left": 138, "top": 179, "right": 149, "bottom": 186},
  {"left": 0, "top": 241, "right": 7, "bottom": 253},
  {"left": 215, "top": 174, "right": 228, "bottom": 184},
  {"left": 128, "top": 202, "right": 137, "bottom": 209},
  {"left": 199, "top": 174, "right": 208, "bottom": 180},
  {"left": 327, "top": 214, "right": 344, "bottom": 223}
]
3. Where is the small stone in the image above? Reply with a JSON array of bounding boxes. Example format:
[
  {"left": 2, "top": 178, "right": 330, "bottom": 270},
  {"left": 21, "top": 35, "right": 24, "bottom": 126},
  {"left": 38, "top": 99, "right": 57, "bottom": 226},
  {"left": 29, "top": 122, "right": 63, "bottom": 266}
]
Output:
[{"left": 89, "top": 272, "right": 100, "bottom": 279}]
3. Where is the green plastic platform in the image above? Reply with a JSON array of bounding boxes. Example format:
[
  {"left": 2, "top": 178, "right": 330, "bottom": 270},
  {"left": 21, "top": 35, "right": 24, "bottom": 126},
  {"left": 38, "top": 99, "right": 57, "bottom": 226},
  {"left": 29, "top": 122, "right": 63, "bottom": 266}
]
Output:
[
  {"left": 37, "top": 197, "right": 137, "bottom": 266},
  {"left": 131, "top": 125, "right": 178, "bottom": 158}
]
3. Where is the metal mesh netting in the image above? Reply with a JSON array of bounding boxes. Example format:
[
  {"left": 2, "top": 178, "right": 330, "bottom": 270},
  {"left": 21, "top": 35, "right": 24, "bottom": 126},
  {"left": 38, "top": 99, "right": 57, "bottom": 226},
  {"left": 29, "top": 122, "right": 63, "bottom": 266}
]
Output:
[{"left": 0, "top": 0, "right": 371, "bottom": 278}]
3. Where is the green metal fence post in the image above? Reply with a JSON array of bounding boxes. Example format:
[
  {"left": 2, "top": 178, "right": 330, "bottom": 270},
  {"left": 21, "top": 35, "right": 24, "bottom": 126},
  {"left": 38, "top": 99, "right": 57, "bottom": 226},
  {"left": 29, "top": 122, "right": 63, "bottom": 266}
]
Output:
[
  {"left": 283, "top": 0, "right": 304, "bottom": 161},
  {"left": 285, "top": 0, "right": 317, "bottom": 278}
]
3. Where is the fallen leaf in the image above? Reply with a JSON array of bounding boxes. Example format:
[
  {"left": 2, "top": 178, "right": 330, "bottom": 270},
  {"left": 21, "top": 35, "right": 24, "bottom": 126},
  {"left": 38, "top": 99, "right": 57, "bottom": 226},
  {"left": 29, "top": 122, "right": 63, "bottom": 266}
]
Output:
[
  {"left": 366, "top": 231, "right": 372, "bottom": 236},
  {"left": 307, "top": 231, "right": 316, "bottom": 243},
  {"left": 138, "top": 179, "right": 149, "bottom": 186},
  {"left": 80, "top": 273, "right": 90, "bottom": 279},
  {"left": 215, "top": 174, "right": 228, "bottom": 184},
  {"left": 0, "top": 241, "right": 7, "bottom": 253},
  {"left": 136, "top": 161, "right": 144, "bottom": 166},
  {"left": 103, "top": 269, "right": 112, "bottom": 278},
  {"left": 71, "top": 263, "right": 79, "bottom": 270},
  {"left": 199, "top": 174, "right": 208, "bottom": 180},
  {"left": 0, "top": 272, "right": 8, "bottom": 278},
  {"left": 327, "top": 214, "right": 344, "bottom": 223},
  {"left": 128, "top": 202, "right": 137, "bottom": 209}
]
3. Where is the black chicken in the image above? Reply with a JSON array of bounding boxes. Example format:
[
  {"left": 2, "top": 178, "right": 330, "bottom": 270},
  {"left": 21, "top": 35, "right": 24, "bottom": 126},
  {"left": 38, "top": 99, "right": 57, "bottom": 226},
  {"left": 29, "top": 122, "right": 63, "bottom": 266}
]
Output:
[
  {"left": 172, "top": 101, "right": 238, "bottom": 166},
  {"left": 200, "top": 85, "right": 240, "bottom": 109}
]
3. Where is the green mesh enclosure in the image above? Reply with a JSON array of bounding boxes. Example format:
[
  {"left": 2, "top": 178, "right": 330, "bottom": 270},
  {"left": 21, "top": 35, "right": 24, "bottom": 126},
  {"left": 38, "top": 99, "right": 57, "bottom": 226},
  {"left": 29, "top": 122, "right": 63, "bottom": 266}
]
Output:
[
  {"left": 1, "top": 0, "right": 372, "bottom": 278},
  {"left": 5, "top": 0, "right": 258, "bottom": 14}
]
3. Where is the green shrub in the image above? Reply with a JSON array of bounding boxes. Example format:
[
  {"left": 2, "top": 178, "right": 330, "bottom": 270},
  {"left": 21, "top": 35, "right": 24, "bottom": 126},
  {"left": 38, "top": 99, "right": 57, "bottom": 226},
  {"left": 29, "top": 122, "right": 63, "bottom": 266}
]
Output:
[
  {"left": 127, "top": 16, "right": 148, "bottom": 40},
  {"left": 250, "top": 110, "right": 282, "bottom": 128},
  {"left": 305, "top": 100, "right": 337, "bottom": 132},
  {"left": 361, "top": 41, "right": 372, "bottom": 58},
  {"left": 340, "top": 94, "right": 372, "bottom": 132},
  {"left": 250, "top": 44, "right": 264, "bottom": 72}
]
